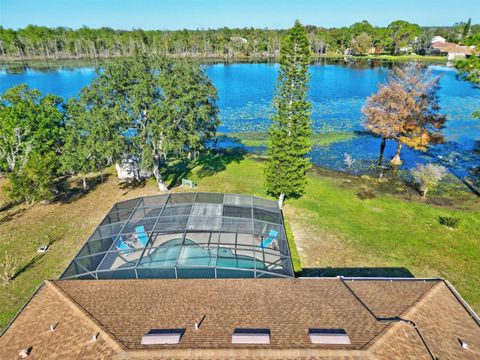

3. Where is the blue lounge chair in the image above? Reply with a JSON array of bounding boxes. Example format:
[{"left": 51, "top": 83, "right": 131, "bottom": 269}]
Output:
[
  {"left": 260, "top": 230, "right": 278, "bottom": 249},
  {"left": 135, "top": 226, "right": 150, "bottom": 247},
  {"left": 115, "top": 237, "right": 134, "bottom": 255}
]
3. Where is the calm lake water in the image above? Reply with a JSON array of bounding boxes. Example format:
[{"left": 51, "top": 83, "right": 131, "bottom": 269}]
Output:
[{"left": 1, "top": 60, "right": 479, "bottom": 181}]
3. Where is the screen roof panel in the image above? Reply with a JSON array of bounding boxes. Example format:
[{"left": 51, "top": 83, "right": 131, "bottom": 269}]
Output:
[{"left": 61, "top": 193, "right": 293, "bottom": 279}]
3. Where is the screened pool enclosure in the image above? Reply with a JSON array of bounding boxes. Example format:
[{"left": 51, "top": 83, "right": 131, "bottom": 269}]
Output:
[{"left": 61, "top": 193, "right": 294, "bottom": 279}]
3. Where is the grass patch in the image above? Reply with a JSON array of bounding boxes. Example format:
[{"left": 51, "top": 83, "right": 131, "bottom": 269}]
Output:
[
  {"left": 221, "top": 131, "right": 358, "bottom": 147},
  {"left": 289, "top": 171, "right": 480, "bottom": 308},
  {"left": 284, "top": 220, "right": 302, "bottom": 274},
  {"left": 0, "top": 153, "right": 479, "bottom": 330}
]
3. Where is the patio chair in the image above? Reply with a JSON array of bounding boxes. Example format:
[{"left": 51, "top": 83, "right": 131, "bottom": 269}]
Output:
[
  {"left": 181, "top": 178, "right": 196, "bottom": 188},
  {"left": 135, "top": 226, "right": 150, "bottom": 247},
  {"left": 115, "top": 237, "right": 135, "bottom": 256},
  {"left": 260, "top": 229, "right": 278, "bottom": 249}
]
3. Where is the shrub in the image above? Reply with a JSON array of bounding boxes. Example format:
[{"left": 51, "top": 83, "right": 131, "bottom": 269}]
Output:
[
  {"left": 438, "top": 216, "right": 461, "bottom": 229},
  {"left": 410, "top": 163, "right": 447, "bottom": 198},
  {"left": 344, "top": 153, "right": 356, "bottom": 169},
  {"left": 6, "top": 152, "right": 57, "bottom": 204},
  {"left": 357, "top": 188, "right": 376, "bottom": 200},
  {"left": 0, "top": 253, "right": 18, "bottom": 285}
]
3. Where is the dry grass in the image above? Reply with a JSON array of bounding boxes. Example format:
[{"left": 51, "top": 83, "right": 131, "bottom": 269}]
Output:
[{"left": 0, "top": 169, "right": 160, "bottom": 328}]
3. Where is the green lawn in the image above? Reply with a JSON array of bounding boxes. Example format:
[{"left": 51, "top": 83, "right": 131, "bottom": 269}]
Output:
[
  {"left": 179, "top": 154, "right": 480, "bottom": 308},
  {"left": 0, "top": 153, "right": 479, "bottom": 330}
]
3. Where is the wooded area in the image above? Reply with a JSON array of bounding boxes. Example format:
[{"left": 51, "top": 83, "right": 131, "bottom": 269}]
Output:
[
  {"left": 1, "top": 20, "right": 479, "bottom": 60},
  {"left": 0, "top": 56, "right": 219, "bottom": 203}
]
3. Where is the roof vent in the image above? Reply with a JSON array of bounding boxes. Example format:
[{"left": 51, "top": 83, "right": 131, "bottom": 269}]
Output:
[
  {"left": 19, "top": 347, "right": 32, "bottom": 358},
  {"left": 92, "top": 332, "right": 99, "bottom": 342},
  {"left": 49, "top": 323, "right": 58, "bottom": 332},
  {"left": 194, "top": 315, "right": 206, "bottom": 331},
  {"left": 232, "top": 328, "right": 270, "bottom": 344},
  {"left": 460, "top": 339, "right": 468, "bottom": 349},
  {"left": 141, "top": 329, "right": 185, "bottom": 345},
  {"left": 309, "top": 329, "right": 351, "bottom": 345}
]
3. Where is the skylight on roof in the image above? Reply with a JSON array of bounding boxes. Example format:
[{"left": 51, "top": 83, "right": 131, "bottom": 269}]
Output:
[
  {"left": 232, "top": 328, "right": 270, "bottom": 344},
  {"left": 309, "top": 328, "right": 351, "bottom": 345},
  {"left": 141, "top": 328, "right": 185, "bottom": 345}
]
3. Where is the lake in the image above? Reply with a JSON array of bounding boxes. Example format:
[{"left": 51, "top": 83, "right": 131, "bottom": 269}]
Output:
[{"left": 1, "top": 59, "right": 479, "bottom": 183}]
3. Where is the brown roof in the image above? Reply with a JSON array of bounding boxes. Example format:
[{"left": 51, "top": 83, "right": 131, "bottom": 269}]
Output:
[
  {"left": 1, "top": 278, "right": 479, "bottom": 359},
  {"left": 431, "top": 41, "right": 472, "bottom": 55}
]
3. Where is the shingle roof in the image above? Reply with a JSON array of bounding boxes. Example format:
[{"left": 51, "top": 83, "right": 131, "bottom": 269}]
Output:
[
  {"left": 1, "top": 278, "right": 479, "bottom": 360},
  {"left": 344, "top": 279, "right": 438, "bottom": 318},
  {"left": 431, "top": 41, "right": 473, "bottom": 55},
  {"left": 0, "top": 281, "right": 121, "bottom": 360}
]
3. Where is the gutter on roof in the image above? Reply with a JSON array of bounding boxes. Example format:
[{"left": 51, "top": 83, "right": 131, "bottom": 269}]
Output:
[
  {"left": 306, "top": 276, "right": 480, "bottom": 359},
  {"left": 338, "top": 277, "right": 438, "bottom": 360},
  {"left": 377, "top": 317, "right": 437, "bottom": 360},
  {"left": 298, "top": 276, "right": 443, "bottom": 281},
  {"left": 332, "top": 276, "right": 480, "bottom": 325},
  {"left": 333, "top": 276, "right": 441, "bottom": 281},
  {"left": 443, "top": 279, "right": 480, "bottom": 326}
]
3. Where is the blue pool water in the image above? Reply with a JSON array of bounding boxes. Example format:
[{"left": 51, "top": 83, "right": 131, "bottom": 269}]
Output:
[{"left": 123, "top": 238, "right": 264, "bottom": 270}]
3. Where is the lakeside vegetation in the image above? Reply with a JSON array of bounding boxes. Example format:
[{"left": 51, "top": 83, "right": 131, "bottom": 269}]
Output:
[
  {"left": 220, "top": 131, "right": 360, "bottom": 147},
  {"left": 1, "top": 153, "right": 478, "bottom": 330},
  {"left": 1, "top": 19, "right": 479, "bottom": 60}
]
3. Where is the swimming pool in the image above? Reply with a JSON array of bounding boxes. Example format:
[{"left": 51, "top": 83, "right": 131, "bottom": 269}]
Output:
[{"left": 122, "top": 238, "right": 267, "bottom": 270}]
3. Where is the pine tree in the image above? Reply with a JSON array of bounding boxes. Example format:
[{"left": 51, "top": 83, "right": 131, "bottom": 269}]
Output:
[{"left": 264, "top": 20, "right": 312, "bottom": 208}]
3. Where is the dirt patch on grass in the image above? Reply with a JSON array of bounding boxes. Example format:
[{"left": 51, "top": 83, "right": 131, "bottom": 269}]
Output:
[
  {"left": 284, "top": 206, "right": 371, "bottom": 268},
  {"left": 283, "top": 202, "right": 442, "bottom": 279}
]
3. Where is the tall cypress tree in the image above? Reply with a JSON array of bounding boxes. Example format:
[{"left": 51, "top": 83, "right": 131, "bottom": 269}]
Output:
[{"left": 264, "top": 20, "right": 312, "bottom": 208}]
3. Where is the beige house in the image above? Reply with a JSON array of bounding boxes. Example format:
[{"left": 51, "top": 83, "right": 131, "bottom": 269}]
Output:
[{"left": 431, "top": 41, "right": 473, "bottom": 60}]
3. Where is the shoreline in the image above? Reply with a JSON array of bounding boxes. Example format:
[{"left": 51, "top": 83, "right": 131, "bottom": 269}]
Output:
[{"left": 0, "top": 53, "right": 448, "bottom": 67}]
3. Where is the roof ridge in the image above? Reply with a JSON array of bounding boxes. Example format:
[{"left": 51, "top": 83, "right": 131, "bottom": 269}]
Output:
[
  {"left": 399, "top": 279, "right": 480, "bottom": 328},
  {"left": 365, "top": 321, "right": 420, "bottom": 357},
  {"left": 46, "top": 280, "right": 126, "bottom": 353},
  {"left": 442, "top": 279, "right": 480, "bottom": 327},
  {"left": 351, "top": 280, "right": 442, "bottom": 359},
  {"left": 396, "top": 281, "right": 444, "bottom": 319},
  {"left": 364, "top": 282, "right": 445, "bottom": 360}
]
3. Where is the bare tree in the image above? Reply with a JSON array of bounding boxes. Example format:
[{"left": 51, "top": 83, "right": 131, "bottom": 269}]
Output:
[
  {"left": 363, "top": 63, "right": 446, "bottom": 167},
  {"left": 410, "top": 163, "right": 448, "bottom": 198},
  {"left": 0, "top": 253, "right": 18, "bottom": 285}
]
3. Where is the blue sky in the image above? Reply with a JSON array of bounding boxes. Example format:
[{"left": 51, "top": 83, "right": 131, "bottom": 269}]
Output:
[{"left": 1, "top": 0, "right": 479, "bottom": 30}]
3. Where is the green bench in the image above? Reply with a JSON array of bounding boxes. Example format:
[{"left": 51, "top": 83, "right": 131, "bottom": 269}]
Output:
[{"left": 181, "top": 178, "right": 196, "bottom": 188}]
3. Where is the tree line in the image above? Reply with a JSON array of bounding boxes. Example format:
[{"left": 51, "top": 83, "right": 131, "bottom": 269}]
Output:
[
  {"left": 1, "top": 19, "right": 479, "bottom": 60},
  {"left": 0, "top": 55, "right": 219, "bottom": 203}
]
